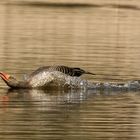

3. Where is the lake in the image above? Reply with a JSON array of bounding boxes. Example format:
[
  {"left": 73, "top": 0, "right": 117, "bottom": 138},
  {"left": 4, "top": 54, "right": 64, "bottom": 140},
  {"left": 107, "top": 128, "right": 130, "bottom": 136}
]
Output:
[{"left": 0, "top": 0, "right": 140, "bottom": 139}]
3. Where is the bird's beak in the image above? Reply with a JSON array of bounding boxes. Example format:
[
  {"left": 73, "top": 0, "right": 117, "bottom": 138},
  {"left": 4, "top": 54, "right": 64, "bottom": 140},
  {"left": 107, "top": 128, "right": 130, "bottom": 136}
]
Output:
[{"left": 0, "top": 72, "right": 10, "bottom": 80}]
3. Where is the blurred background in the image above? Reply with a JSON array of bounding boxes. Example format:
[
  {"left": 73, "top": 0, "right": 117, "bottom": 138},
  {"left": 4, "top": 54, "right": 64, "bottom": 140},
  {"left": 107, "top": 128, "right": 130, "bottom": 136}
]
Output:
[
  {"left": 0, "top": 1, "right": 140, "bottom": 140},
  {"left": 1, "top": 0, "right": 140, "bottom": 82}
]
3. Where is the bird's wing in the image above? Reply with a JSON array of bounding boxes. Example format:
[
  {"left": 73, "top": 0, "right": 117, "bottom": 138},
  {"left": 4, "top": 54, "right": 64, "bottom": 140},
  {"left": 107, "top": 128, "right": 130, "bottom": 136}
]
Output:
[{"left": 28, "top": 66, "right": 50, "bottom": 79}]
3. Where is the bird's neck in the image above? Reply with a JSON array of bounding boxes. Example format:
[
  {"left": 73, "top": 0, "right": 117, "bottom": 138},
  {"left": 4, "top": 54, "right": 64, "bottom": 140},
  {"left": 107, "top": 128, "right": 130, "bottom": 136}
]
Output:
[
  {"left": 5, "top": 79, "right": 30, "bottom": 89},
  {"left": 10, "top": 81, "right": 30, "bottom": 89}
]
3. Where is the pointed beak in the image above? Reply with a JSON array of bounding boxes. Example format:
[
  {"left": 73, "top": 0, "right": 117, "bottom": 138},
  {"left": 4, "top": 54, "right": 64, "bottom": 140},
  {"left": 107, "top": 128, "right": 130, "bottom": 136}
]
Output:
[{"left": 0, "top": 72, "right": 10, "bottom": 81}]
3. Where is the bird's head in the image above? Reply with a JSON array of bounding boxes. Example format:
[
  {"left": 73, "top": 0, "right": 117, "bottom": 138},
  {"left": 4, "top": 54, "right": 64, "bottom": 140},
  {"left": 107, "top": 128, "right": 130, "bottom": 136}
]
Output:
[
  {"left": 0, "top": 72, "right": 19, "bottom": 87},
  {"left": 0, "top": 72, "right": 10, "bottom": 80}
]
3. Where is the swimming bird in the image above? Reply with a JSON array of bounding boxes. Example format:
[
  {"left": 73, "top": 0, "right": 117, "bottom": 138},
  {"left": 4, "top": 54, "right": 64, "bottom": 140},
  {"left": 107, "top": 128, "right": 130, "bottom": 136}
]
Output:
[{"left": 0, "top": 66, "right": 95, "bottom": 89}]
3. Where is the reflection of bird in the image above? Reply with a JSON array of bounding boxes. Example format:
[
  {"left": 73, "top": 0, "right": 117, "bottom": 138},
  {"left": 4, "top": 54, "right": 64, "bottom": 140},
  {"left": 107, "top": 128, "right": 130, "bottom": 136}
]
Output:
[{"left": 0, "top": 65, "right": 95, "bottom": 89}]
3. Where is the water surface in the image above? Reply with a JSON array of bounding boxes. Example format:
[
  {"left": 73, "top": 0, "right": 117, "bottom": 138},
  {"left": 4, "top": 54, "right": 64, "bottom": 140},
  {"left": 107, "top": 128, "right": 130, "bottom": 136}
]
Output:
[{"left": 0, "top": 1, "right": 140, "bottom": 139}]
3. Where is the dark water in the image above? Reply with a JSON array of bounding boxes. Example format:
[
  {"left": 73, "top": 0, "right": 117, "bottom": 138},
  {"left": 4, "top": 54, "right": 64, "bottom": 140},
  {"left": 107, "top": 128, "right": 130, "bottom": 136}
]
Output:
[{"left": 0, "top": 1, "right": 140, "bottom": 139}]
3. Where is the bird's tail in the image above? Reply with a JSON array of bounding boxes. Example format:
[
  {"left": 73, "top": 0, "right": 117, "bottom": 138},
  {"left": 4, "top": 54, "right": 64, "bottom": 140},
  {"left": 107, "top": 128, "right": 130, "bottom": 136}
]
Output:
[{"left": 85, "top": 71, "right": 96, "bottom": 75}]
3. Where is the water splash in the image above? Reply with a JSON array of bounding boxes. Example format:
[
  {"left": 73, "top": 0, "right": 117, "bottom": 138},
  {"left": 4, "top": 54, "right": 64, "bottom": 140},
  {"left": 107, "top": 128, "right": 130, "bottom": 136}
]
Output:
[{"left": 27, "top": 71, "right": 140, "bottom": 91}]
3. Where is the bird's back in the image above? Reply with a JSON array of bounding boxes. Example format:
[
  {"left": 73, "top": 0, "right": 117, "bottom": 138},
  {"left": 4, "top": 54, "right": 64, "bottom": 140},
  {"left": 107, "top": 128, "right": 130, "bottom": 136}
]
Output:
[
  {"left": 28, "top": 65, "right": 95, "bottom": 80},
  {"left": 29, "top": 66, "right": 74, "bottom": 78}
]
